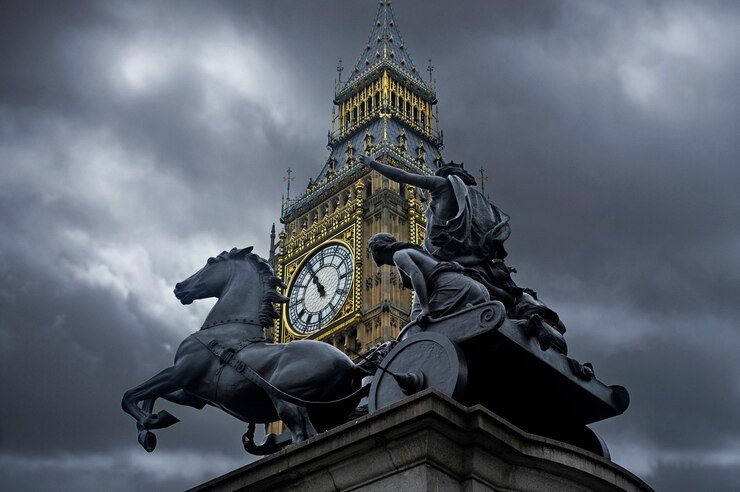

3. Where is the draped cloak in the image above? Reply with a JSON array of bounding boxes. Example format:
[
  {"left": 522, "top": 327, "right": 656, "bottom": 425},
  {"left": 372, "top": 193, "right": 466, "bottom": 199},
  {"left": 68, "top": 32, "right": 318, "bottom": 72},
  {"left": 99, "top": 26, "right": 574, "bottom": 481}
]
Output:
[
  {"left": 423, "top": 175, "right": 521, "bottom": 308},
  {"left": 415, "top": 174, "right": 566, "bottom": 333},
  {"left": 424, "top": 175, "right": 511, "bottom": 265}
]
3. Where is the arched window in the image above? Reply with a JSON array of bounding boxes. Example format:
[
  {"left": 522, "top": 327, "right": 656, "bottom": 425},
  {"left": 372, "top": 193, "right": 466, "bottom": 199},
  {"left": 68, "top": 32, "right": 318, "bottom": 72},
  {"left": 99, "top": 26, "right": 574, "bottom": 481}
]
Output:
[
  {"left": 391, "top": 92, "right": 396, "bottom": 108},
  {"left": 365, "top": 178, "right": 373, "bottom": 197},
  {"left": 375, "top": 92, "right": 380, "bottom": 108}
]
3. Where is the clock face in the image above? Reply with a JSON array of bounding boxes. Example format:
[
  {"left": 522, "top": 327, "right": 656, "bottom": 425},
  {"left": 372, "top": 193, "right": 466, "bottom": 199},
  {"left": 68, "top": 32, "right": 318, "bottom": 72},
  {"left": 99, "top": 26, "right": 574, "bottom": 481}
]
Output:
[{"left": 287, "top": 243, "right": 354, "bottom": 335}]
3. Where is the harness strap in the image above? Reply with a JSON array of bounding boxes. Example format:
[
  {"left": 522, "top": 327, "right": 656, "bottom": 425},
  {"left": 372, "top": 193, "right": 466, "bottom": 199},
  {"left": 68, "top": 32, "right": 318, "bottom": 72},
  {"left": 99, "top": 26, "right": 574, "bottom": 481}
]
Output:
[
  {"left": 194, "top": 336, "right": 369, "bottom": 408},
  {"left": 200, "top": 317, "right": 263, "bottom": 330},
  {"left": 210, "top": 337, "right": 262, "bottom": 407}
]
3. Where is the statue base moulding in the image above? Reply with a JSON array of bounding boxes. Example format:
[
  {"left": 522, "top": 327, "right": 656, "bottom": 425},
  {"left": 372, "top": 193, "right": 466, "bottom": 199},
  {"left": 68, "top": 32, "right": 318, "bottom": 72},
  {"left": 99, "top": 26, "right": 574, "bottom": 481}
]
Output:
[{"left": 188, "top": 389, "right": 653, "bottom": 492}]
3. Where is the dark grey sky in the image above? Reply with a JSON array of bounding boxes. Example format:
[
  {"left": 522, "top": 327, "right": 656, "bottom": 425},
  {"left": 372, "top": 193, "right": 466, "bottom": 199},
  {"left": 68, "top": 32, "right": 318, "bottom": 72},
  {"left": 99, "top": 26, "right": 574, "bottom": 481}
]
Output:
[{"left": 1, "top": 1, "right": 739, "bottom": 490}]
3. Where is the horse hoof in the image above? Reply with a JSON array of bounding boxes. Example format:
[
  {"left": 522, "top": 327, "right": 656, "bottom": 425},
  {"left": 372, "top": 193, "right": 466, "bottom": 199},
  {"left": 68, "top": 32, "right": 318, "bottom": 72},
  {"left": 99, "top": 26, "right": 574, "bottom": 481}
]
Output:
[
  {"left": 138, "top": 430, "right": 157, "bottom": 452},
  {"left": 243, "top": 432, "right": 282, "bottom": 455},
  {"left": 154, "top": 410, "right": 180, "bottom": 428},
  {"left": 145, "top": 410, "right": 180, "bottom": 430}
]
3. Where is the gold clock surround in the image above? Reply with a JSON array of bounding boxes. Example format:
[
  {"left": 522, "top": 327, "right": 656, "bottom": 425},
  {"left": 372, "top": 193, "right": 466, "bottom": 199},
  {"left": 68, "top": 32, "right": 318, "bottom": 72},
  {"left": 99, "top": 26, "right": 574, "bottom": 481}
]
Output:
[
  {"left": 276, "top": 181, "right": 367, "bottom": 344},
  {"left": 283, "top": 239, "right": 356, "bottom": 338}
]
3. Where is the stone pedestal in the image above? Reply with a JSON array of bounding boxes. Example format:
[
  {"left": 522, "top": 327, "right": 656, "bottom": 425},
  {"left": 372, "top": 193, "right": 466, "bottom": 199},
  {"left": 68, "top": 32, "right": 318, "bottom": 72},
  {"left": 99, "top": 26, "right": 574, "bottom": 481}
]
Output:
[{"left": 189, "top": 389, "right": 652, "bottom": 492}]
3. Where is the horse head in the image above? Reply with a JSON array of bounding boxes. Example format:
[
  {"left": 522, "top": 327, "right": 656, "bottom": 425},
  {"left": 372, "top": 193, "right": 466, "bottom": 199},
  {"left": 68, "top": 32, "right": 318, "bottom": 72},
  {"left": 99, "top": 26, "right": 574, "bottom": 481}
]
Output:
[
  {"left": 174, "top": 247, "right": 253, "bottom": 304},
  {"left": 174, "top": 247, "right": 288, "bottom": 327}
]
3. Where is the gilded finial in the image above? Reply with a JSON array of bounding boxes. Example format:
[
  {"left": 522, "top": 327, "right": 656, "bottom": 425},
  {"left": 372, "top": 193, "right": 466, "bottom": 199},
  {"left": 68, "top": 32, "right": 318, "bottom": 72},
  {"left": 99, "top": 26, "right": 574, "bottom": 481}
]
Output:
[{"left": 283, "top": 168, "right": 295, "bottom": 201}]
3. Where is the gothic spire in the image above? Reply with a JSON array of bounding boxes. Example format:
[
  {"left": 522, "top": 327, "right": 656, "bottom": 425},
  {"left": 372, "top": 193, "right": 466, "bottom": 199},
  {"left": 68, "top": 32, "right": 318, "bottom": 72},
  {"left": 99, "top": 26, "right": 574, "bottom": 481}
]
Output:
[
  {"left": 341, "top": 0, "right": 427, "bottom": 92},
  {"left": 269, "top": 222, "right": 277, "bottom": 268},
  {"left": 283, "top": 1, "right": 442, "bottom": 220}
]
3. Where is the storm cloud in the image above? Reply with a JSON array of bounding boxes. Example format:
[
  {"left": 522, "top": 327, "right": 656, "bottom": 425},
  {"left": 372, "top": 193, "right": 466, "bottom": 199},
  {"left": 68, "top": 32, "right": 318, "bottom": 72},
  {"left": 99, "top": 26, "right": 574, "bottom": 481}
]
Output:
[{"left": 1, "top": 1, "right": 739, "bottom": 490}]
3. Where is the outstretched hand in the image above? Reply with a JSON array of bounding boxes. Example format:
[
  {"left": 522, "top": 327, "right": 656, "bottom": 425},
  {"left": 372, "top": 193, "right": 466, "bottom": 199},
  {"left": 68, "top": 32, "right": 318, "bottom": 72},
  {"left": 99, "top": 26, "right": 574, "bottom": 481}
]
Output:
[
  {"left": 356, "top": 153, "right": 372, "bottom": 167},
  {"left": 358, "top": 153, "right": 385, "bottom": 172}
]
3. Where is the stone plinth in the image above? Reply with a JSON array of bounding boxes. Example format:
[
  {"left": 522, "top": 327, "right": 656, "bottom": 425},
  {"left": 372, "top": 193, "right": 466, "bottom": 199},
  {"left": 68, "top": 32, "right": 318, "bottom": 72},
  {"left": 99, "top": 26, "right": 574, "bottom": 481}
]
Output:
[{"left": 189, "top": 389, "right": 652, "bottom": 492}]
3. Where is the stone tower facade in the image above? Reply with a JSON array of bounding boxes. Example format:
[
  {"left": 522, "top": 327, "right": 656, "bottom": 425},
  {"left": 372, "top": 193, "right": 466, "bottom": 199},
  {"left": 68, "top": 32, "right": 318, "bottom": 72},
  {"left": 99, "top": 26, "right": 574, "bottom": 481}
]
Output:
[{"left": 274, "top": 1, "right": 443, "bottom": 354}]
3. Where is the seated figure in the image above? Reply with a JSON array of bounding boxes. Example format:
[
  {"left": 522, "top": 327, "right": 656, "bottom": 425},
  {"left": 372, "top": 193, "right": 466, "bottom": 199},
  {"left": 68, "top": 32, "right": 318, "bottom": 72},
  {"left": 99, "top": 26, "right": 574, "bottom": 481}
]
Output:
[{"left": 367, "top": 233, "right": 490, "bottom": 324}]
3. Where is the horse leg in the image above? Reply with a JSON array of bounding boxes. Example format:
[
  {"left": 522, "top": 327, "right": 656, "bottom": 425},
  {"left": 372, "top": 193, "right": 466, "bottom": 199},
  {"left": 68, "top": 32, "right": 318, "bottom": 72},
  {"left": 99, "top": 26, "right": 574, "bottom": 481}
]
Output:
[
  {"left": 242, "top": 423, "right": 291, "bottom": 455},
  {"left": 161, "top": 390, "right": 207, "bottom": 409},
  {"left": 136, "top": 399, "right": 158, "bottom": 452},
  {"left": 121, "top": 366, "right": 182, "bottom": 430},
  {"left": 298, "top": 406, "right": 317, "bottom": 438},
  {"left": 269, "top": 396, "right": 317, "bottom": 444},
  {"left": 137, "top": 398, "right": 156, "bottom": 422},
  {"left": 131, "top": 391, "right": 204, "bottom": 453},
  {"left": 136, "top": 390, "right": 204, "bottom": 430}
]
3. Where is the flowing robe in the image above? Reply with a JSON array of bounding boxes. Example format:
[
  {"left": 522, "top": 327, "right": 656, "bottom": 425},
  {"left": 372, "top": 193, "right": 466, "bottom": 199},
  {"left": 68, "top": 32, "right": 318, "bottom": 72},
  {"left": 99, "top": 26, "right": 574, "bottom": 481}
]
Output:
[
  {"left": 423, "top": 175, "right": 521, "bottom": 308},
  {"left": 424, "top": 175, "right": 511, "bottom": 265},
  {"left": 404, "top": 261, "right": 491, "bottom": 320}
]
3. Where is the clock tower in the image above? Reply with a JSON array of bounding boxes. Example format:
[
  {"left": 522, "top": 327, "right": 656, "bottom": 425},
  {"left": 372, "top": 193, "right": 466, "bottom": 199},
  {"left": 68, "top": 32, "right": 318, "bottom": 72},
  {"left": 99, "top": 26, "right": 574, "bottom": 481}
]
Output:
[{"left": 274, "top": 0, "right": 443, "bottom": 353}]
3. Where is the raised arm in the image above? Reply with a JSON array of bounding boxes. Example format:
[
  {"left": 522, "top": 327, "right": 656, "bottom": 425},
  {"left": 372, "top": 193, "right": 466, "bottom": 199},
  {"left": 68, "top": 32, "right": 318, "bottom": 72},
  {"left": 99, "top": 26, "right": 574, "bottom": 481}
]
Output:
[{"left": 357, "top": 154, "right": 445, "bottom": 190}]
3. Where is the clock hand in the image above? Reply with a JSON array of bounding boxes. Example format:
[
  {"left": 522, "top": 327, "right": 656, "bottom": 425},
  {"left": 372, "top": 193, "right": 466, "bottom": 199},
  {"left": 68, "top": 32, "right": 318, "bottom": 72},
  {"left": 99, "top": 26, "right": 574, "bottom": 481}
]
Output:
[
  {"left": 307, "top": 263, "right": 326, "bottom": 297},
  {"left": 312, "top": 274, "right": 326, "bottom": 297}
]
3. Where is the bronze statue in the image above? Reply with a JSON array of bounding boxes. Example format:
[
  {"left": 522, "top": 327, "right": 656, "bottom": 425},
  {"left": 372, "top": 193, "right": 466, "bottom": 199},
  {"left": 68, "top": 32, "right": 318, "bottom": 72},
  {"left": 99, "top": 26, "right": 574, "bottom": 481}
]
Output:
[
  {"left": 359, "top": 154, "right": 518, "bottom": 306},
  {"left": 121, "top": 247, "right": 368, "bottom": 454},
  {"left": 118, "top": 168, "right": 627, "bottom": 461},
  {"left": 367, "top": 232, "right": 490, "bottom": 325},
  {"left": 358, "top": 154, "right": 567, "bottom": 346}
]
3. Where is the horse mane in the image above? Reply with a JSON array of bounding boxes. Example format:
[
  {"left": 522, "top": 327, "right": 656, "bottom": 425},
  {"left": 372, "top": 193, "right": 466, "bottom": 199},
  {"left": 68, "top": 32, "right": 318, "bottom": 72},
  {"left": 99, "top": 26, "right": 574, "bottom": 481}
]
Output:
[{"left": 214, "top": 248, "right": 286, "bottom": 328}]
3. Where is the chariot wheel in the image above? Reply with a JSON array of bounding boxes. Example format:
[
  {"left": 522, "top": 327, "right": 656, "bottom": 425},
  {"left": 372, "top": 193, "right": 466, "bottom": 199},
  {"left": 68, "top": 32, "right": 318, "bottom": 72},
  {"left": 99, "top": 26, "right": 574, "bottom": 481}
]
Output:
[{"left": 368, "top": 332, "right": 468, "bottom": 412}]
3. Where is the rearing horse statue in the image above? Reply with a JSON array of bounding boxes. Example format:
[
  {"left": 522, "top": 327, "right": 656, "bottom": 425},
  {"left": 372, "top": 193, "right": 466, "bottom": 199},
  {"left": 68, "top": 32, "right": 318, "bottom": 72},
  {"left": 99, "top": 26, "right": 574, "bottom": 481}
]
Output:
[{"left": 121, "top": 247, "right": 368, "bottom": 453}]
